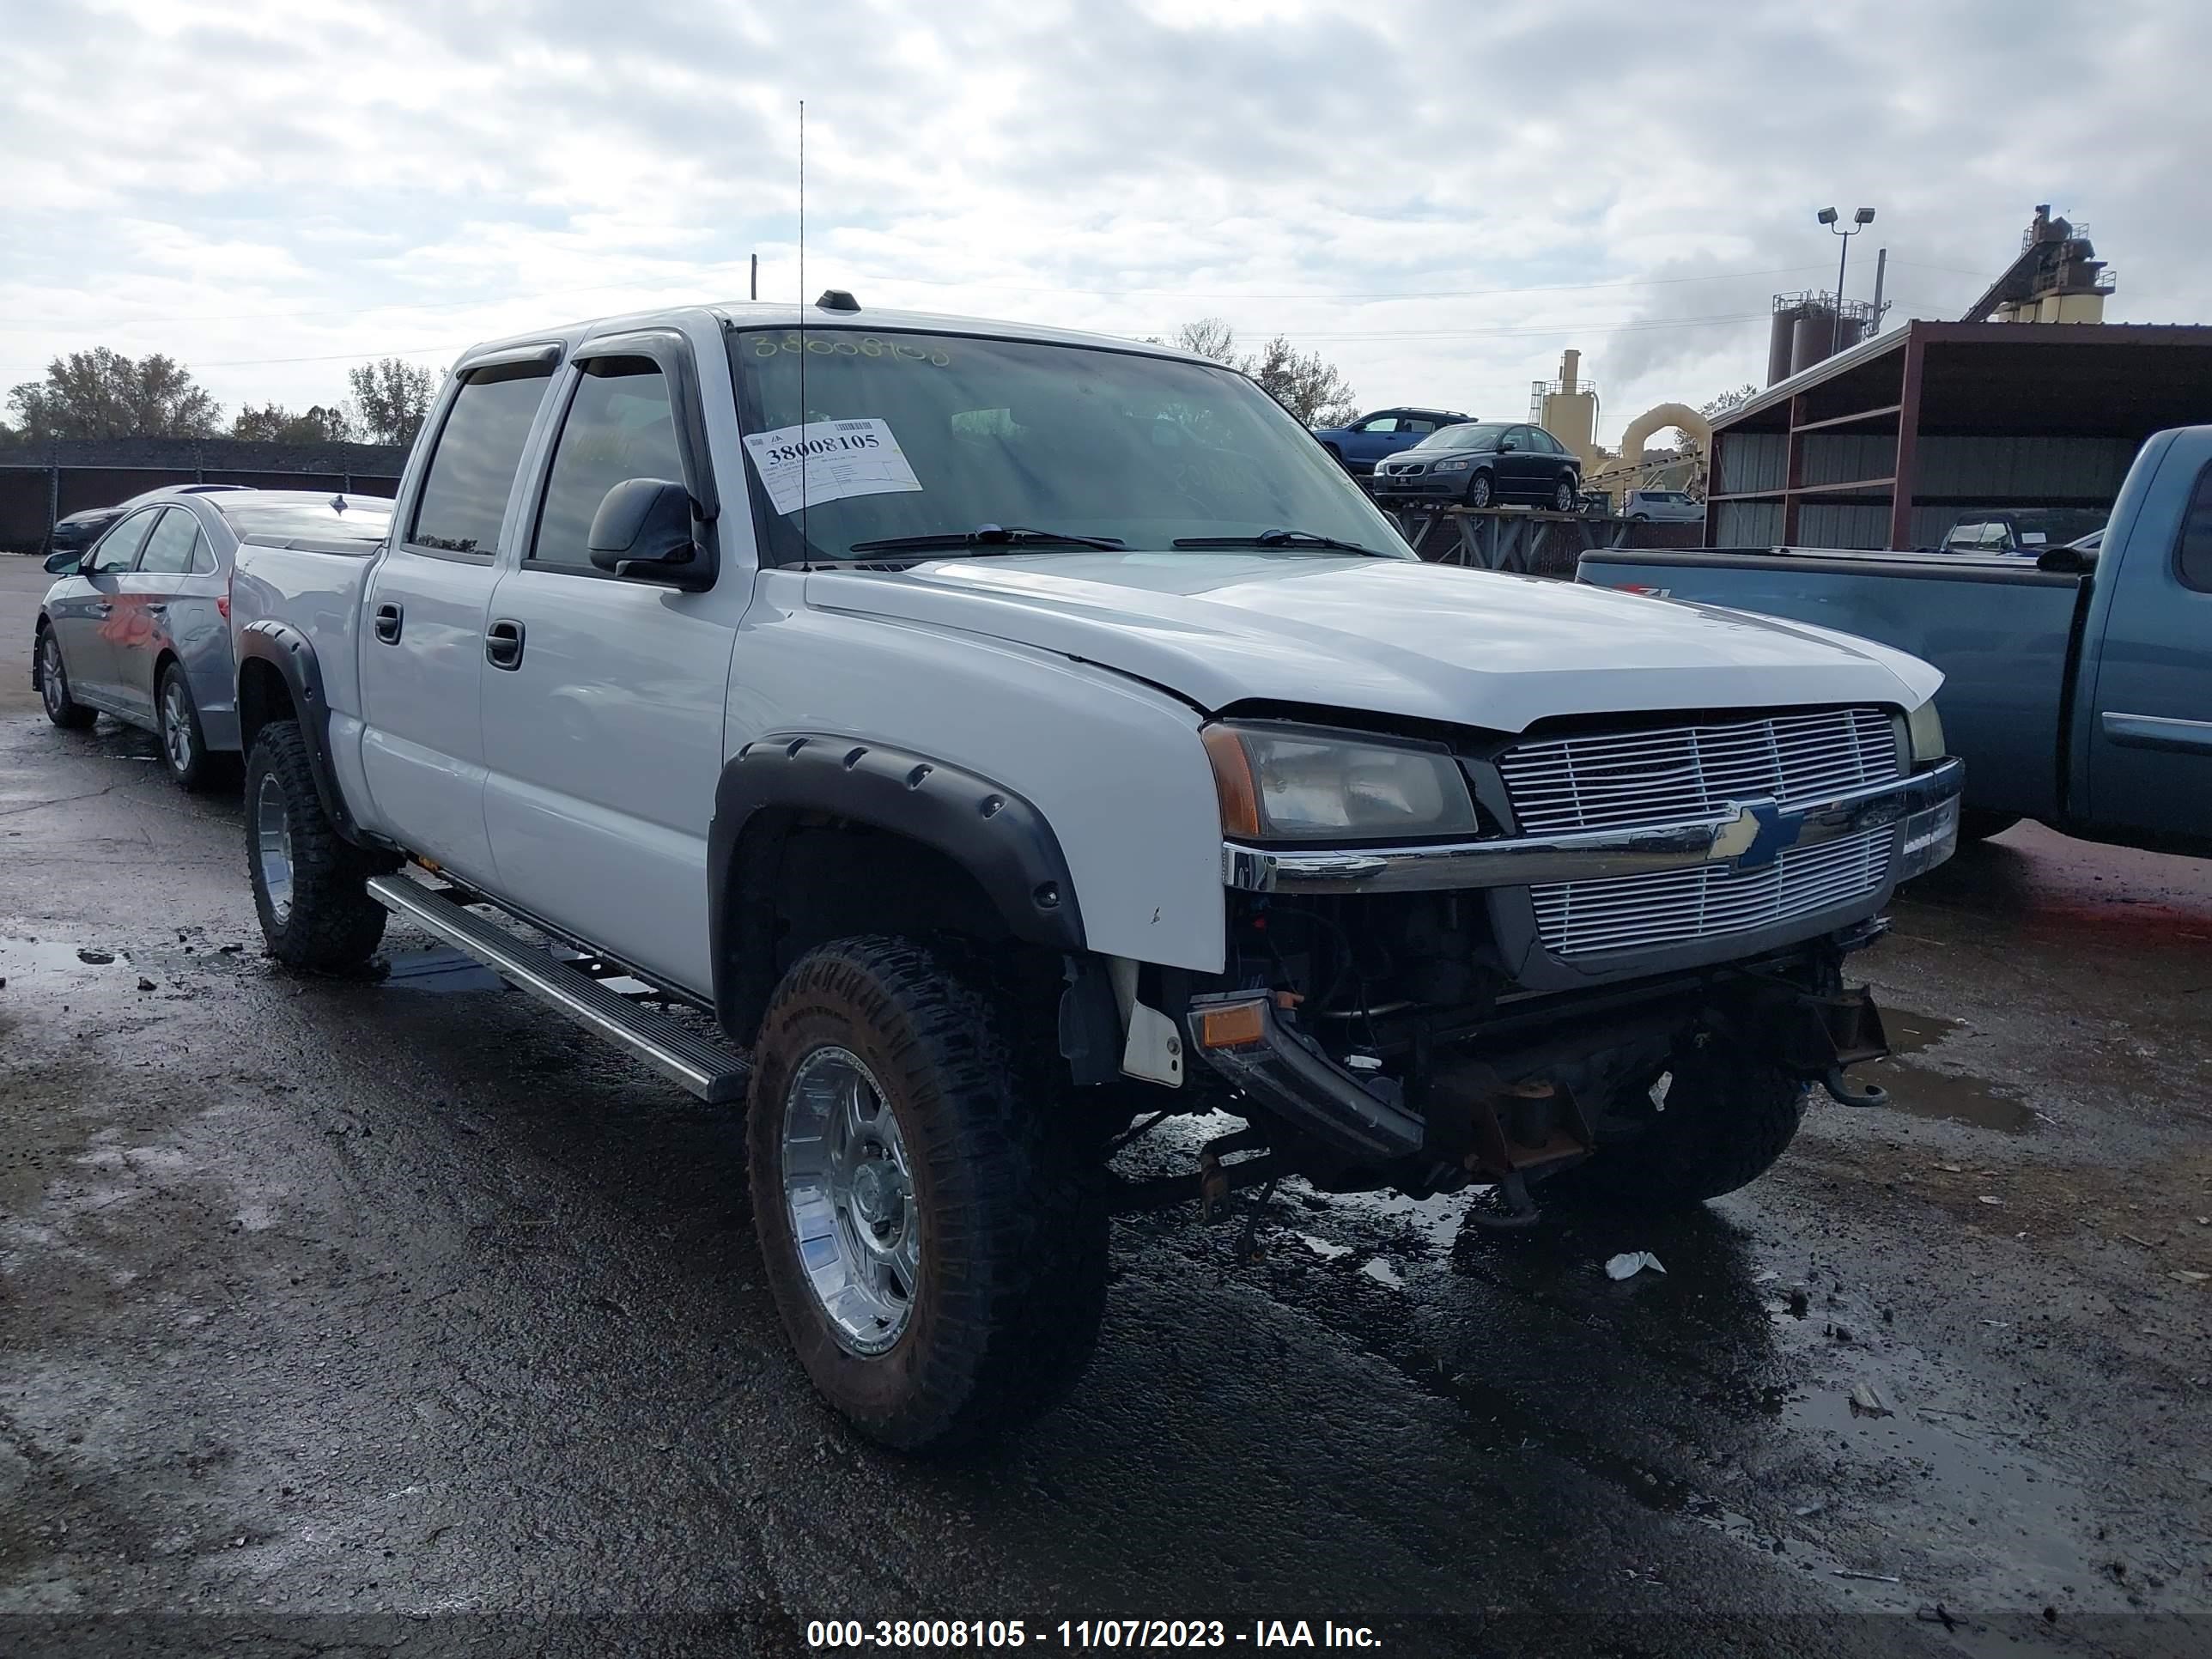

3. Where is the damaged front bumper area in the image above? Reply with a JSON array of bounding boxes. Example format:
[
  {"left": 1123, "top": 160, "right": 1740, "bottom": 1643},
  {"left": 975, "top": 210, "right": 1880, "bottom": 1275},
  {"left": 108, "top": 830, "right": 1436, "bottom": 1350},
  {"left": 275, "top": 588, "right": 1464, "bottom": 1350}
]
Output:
[{"left": 1176, "top": 757, "right": 1964, "bottom": 1198}]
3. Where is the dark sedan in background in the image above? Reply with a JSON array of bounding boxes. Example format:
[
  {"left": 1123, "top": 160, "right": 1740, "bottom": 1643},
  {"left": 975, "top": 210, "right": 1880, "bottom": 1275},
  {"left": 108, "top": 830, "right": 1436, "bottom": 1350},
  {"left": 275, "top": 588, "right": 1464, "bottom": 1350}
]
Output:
[
  {"left": 34, "top": 489, "right": 390, "bottom": 789},
  {"left": 1370, "top": 422, "right": 1582, "bottom": 511},
  {"left": 42, "top": 482, "right": 254, "bottom": 558}
]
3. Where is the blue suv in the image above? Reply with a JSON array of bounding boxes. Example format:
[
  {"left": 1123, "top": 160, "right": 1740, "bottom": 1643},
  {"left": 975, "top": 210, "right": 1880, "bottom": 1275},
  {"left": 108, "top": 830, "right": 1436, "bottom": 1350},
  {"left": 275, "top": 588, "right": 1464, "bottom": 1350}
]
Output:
[{"left": 1310, "top": 407, "right": 1472, "bottom": 476}]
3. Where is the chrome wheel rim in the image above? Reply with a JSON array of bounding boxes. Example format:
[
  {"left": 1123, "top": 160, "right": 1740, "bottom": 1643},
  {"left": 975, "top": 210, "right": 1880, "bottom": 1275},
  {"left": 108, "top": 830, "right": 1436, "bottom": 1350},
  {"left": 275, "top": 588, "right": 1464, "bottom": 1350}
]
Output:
[
  {"left": 162, "top": 679, "right": 193, "bottom": 774},
  {"left": 781, "top": 1047, "right": 920, "bottom": 1355},
  {"left": 40, "top": 636, "right": 64, "bottom": 716},
  {"left": 256, "top": 774, "right": 295, "bottom": 924},
  {"left": 1470, "top": 475, "right": 1492, "bottom": 507},
  {"left": 1554, "top": 482, "right": 1574, "bottom": 510}
]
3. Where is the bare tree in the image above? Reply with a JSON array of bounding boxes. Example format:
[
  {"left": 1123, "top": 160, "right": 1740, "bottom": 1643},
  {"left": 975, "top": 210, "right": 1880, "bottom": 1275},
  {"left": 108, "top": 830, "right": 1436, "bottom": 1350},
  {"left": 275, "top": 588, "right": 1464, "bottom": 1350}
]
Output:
[
  {"left": 1700, "top": 384, "right": 1759, "bottom": 421},
  {"left": 1246, "top": 335, "right": 1358, "bottom": 428},
  {"left": 1171, "top": 317, "right": 1243, "bottom": 365},
  {"left": 346, "top": 357, "right": 441, "bottom": 447},
  {"left": 7, "top": 348, "right": 222, "bottom": 440},
  {"left": 1153, "top": 319, "right": 1358, "bottom": 428},
  {"left": 234, "top": 403, "right": 359, "bottom": 444}
]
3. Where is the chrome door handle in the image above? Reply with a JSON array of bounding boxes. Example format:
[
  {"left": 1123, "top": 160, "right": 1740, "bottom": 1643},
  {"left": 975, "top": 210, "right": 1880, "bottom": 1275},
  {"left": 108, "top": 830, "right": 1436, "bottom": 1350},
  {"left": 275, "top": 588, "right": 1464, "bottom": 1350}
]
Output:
[
  {"left": 90, "top": 603, "right": 112, "bottom": 616},
  {"left": 145, "top": 603, "right": 167, "bottom": 613}
]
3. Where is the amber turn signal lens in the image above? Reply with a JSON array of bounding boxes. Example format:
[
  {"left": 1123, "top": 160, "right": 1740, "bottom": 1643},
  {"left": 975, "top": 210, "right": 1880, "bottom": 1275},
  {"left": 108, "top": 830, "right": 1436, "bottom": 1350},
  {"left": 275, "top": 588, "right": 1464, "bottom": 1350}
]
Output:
[
  {"left": 1196, "top": 999, "right": 1267, "bottom": 1050},
  {"left": 1201, "top": 725, "right": 1261, "bottom": 837}
]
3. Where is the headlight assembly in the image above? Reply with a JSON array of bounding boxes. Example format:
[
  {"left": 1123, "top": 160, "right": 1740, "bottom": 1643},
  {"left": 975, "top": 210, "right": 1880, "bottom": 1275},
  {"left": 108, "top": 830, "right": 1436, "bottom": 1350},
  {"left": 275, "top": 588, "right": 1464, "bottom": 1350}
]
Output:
[
  {"left": 1203, "top": 722, "right": 1478, "bottom": 841},
  {"left": 1435, "top": 458, "right": 1472, "bottom": 472},
  {"left": 1906, "top": 698, "right": 1946, "bottom": 763}
]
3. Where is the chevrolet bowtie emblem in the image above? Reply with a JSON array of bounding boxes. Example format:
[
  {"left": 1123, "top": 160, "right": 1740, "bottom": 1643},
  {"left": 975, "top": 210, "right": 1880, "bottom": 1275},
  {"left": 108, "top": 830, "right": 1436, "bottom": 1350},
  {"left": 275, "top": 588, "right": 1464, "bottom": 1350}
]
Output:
[{"left": 1711, "top": 799, "right": 1802, "bottom": 871}]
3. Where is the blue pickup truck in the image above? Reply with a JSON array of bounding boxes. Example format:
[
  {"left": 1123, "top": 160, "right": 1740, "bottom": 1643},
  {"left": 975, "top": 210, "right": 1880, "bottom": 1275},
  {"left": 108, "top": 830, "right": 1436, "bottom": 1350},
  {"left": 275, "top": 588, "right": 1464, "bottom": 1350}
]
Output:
[{"left": 1581, "top": 425, "right": 2212, "bottom": 855}]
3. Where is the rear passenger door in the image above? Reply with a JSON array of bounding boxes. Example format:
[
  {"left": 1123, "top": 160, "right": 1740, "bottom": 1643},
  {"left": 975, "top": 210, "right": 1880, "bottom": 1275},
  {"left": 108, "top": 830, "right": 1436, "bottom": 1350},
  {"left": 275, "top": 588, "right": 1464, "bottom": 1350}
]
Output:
[
  {"left": 357, "top": 353, "right": 556, "bottom": 883},
  {"left": 478, "top": 335, "right": 739, "bottom": 995},
  {"left": 107, "top": 506, "right": 204, "bottom": 718}
]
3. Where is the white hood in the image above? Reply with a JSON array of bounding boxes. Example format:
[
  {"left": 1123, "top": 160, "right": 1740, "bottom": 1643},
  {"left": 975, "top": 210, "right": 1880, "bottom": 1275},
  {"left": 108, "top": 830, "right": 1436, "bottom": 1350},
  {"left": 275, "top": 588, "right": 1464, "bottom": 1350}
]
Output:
[{"left": 802, "top": 552, "right": 1942, "bottom": 733}]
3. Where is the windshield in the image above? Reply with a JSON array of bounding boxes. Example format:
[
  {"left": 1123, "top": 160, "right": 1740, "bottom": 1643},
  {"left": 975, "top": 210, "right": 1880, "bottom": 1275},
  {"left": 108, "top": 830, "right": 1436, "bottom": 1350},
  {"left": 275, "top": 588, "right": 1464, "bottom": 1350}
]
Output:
[
  {"left": 729, "top": 327, "right": 1413, "bottom": 563},
  {"left": 1411, "top": 422, "right": 1508, "bottom": 453}
]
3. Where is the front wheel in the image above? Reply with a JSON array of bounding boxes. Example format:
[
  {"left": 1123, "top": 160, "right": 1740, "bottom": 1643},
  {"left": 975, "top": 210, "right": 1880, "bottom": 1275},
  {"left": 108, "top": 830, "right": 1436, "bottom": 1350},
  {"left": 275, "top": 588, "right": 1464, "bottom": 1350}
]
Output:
[
  {"left": 1548, "top": 1044, "right": 1808, "bottom": 1211},
  {"left": 37, "top": 629, "right": 96, "bottom": 730},
  {"left": 1551, "top": 477, "right": 1577, "bottom": 512},
  {"left": 748, "top": 936, "right": 1108, "bottom": 1452},
  {"left": 1465, "top": 470, "right": 1495, "bottom": 509},
  {"left": 245, "top": 720, "right": 389, "bottom": 970}
]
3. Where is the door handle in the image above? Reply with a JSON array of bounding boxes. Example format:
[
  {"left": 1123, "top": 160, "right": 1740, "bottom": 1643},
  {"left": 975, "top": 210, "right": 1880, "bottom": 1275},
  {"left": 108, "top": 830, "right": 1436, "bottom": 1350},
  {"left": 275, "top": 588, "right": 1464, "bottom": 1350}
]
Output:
[
  {"left": 484, "top": 618, "right": 526, "bottom": 670},
  {"left": 373, "top": 601, "right": 404, "bottom": 644},
  {"left": 91, "top": 603, "right": 112, "bottom": 616},
  {"left": 145, "top": 602, "right": 167, "bottom": 614}
]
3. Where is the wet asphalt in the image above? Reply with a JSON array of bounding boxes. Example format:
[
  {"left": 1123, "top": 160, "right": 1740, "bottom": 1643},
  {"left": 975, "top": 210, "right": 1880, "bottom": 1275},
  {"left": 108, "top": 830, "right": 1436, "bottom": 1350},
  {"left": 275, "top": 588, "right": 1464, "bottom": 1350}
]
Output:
[{"left": 3, "top": 554, "right": 2209, "bottom": 1657}]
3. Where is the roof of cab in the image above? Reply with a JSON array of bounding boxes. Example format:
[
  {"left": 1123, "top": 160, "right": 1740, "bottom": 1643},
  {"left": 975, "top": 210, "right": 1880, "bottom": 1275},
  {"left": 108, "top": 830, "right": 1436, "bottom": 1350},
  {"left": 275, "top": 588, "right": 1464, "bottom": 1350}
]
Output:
[{"left": 450, "top": 302, "right": 1209, "bottom": 372}]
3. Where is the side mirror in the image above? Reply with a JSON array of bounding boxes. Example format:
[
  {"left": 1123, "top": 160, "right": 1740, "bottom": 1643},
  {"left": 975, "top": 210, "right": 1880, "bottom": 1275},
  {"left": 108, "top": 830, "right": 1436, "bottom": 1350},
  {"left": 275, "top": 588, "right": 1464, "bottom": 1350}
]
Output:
[
  {"left": 587, "top": 478, "right": 707, "bottom": 587},
  {"left": 44, "top": 549, "right": 83, "bottom": 574},
  {"left": 1498, "top": 438, "right": 1518, "bottom": 452}
]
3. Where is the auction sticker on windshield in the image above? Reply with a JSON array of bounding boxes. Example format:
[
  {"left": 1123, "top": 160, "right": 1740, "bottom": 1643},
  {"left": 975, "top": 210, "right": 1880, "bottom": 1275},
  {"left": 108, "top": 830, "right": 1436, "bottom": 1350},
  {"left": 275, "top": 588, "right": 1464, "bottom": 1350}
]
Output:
[{"left": 743, "top": 418, "right": 922, "bottom": 515}]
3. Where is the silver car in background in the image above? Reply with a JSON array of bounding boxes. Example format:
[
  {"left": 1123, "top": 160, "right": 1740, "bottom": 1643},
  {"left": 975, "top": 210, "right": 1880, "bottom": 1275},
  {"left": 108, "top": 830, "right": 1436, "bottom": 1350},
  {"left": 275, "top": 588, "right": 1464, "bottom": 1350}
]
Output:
[
  {"left": 33, "top": 489, "right": 392, "bottom": 789},
  {"left": 1622, "top": 489, "right": 1705, "bottom": 523}
]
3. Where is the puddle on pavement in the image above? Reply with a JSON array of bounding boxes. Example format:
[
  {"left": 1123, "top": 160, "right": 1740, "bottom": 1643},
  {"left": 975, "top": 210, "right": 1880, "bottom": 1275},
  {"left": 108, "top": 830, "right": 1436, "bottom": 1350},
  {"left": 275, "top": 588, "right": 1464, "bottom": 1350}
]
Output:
[
  {"left": 1784, "top": 1383, "right": 2088, "bottom": 1583},
  {"left": 1849, "top": 1007, "right": 2036, "bottom": 1133}
]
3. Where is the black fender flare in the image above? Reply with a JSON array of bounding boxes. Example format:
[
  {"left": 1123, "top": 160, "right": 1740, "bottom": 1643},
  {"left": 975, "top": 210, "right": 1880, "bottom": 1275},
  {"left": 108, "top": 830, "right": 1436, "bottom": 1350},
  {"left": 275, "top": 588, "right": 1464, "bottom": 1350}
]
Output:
[
  {"left": 708, "top": 735, "right": 1086, "bottom": 1033},
  {"left": 234, "top": 620, "right": 360, "bottom": 841}
]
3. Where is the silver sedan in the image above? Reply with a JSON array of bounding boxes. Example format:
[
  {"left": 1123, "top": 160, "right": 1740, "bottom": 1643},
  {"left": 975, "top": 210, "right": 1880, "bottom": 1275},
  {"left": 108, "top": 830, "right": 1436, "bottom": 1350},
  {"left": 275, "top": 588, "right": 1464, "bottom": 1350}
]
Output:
[{"left": 33, "top": 489, "right": 391, "bottom": 789}]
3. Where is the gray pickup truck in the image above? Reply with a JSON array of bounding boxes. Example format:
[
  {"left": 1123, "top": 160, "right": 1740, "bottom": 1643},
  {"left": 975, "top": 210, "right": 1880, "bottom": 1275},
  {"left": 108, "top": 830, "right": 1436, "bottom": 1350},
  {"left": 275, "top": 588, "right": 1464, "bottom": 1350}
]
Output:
[{"left": 1583, "top": 425, "right": 2212, "bottom": 856}]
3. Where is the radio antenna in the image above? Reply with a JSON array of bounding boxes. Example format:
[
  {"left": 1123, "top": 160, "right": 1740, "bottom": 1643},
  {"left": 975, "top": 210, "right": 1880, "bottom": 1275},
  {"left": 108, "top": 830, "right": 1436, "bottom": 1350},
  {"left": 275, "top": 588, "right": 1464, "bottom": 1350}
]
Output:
[{"left": 798, "top": 98, "right": 808, "bottom": 555}]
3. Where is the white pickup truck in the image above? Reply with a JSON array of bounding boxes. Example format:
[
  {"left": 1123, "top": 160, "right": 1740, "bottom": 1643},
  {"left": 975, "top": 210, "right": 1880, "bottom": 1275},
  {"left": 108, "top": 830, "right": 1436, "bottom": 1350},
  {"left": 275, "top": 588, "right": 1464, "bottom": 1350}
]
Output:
[{"left": 227, "top": 297, "right": 1964, "bottom": 1450}]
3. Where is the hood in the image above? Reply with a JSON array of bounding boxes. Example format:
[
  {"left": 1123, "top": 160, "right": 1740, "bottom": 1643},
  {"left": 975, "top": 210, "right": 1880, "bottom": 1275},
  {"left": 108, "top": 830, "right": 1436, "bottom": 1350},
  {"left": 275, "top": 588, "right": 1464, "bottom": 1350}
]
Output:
[{"left": 800, "top": 553, "right": 1942, "bottom": 734}]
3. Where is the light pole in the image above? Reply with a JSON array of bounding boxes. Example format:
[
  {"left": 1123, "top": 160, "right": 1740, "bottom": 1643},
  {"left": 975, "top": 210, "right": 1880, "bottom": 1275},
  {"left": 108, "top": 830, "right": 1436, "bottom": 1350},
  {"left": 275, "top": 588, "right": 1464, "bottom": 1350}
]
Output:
[{"left": 1819, "top": 206, "right": 1876, "bottom": 355}]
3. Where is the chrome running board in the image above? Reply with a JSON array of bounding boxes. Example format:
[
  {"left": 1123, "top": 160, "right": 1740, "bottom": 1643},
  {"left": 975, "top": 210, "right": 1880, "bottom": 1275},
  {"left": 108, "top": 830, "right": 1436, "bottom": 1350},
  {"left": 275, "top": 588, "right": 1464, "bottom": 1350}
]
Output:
[{"left": 365, "top": 874, "right": 750, "bottom": 1103}]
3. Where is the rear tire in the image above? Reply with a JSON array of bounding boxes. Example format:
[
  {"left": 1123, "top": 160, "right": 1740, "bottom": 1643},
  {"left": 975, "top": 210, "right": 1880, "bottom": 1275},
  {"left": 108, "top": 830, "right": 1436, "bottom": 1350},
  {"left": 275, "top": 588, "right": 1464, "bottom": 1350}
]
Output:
[
  {"left": 1550, "top": 1044, "right": 1808, "bottom": 1211},
  {"left": 245, "top": 720, "right": 388, "bottom": 971},
  {"left": 1551, "top": 477, "right": 1577, "bottom": 512},
  {"left": 157, "top": 663, "right": 221, "bottom": 793},
  {"left": 37, "top": 629, "right": 96, "bottom": 730},
  {"left": 748, "top": 935, "right": 1108, "bottom": 1452}
]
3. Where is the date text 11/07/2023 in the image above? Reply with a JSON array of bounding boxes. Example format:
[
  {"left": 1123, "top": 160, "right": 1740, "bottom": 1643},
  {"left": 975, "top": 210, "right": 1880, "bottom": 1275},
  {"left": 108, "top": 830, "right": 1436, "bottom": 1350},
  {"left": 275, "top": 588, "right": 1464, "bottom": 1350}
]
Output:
[{"left": 805, "top": 1620, "right": 1382, "bottom": 1650}]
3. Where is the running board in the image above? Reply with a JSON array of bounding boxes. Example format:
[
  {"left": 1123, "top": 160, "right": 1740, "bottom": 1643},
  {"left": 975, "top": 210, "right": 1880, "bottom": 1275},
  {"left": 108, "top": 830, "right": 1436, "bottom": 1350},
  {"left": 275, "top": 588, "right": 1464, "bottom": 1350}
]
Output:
[{"left": 365, "top": 875, "right": 750, "bottom": 1104}]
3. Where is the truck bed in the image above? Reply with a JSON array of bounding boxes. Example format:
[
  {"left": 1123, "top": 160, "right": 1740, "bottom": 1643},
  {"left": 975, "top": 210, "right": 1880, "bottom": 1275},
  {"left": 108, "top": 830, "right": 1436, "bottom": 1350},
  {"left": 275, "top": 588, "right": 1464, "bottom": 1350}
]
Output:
[{"left": 1577, "top": 546, "right": 2093, "bottom": 823}]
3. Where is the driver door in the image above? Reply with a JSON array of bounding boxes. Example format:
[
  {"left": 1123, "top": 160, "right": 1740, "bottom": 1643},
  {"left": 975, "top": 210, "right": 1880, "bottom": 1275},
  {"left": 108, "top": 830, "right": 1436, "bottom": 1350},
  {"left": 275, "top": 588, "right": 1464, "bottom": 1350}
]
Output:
[
  {"left": 52, "top": 507, "right": 160, "bottom": 708},
  {"left": 477, "top": 336, "right": 742, "bottom": 996}
]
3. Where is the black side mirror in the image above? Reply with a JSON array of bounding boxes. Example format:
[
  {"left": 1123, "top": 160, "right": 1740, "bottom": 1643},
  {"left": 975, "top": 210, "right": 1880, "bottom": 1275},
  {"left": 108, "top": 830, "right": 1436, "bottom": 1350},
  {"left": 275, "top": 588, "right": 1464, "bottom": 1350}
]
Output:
[
  {"left": 1498, "top": 438, "right": 1517, "bottom": 453},
  {"left": 588, "top": 478, "right": 708, "bottom": 587},
  {"left": 44, "top": 549, "right": 83, "bottom": 574}
]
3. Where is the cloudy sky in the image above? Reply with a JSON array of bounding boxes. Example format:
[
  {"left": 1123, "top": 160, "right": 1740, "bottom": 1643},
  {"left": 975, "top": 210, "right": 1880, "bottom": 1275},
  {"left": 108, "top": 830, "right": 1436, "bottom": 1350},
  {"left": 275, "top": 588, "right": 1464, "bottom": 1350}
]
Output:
[{"left": 4, "top": 0, "right": 2206, "bottom": 445}]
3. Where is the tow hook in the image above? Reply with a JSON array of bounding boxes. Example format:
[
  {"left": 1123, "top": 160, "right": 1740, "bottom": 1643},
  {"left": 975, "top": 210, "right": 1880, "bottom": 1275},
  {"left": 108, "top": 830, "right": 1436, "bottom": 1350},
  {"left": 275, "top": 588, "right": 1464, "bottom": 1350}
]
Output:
[{"left": 1822, "top": 1067, "right": 1890, "bottom": 1109}]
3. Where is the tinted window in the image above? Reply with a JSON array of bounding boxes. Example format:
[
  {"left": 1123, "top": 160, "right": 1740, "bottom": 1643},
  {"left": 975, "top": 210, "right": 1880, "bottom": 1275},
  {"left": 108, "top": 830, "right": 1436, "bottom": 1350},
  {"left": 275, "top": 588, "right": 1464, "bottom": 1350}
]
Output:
[
  {"left": 88, "top": 509, "right": 158, "bottom": 572},
  {"left": 191, "top": 537, "right": 218, "bottom": 574},
  {"left": 137, "top": 507, "right": 201, "bottom": 574},
  {"left": 410, "top": 362, "right": 551, "bottom": 555},
  {"left": 2179, "top": 465, "right": 2212, "bottom": 592},
  {"left": 1400, "top": 417, "right": 1437, "bottom": 435},
  {"left": 532, "top": 357, "right": 688, "bottom": 569}
]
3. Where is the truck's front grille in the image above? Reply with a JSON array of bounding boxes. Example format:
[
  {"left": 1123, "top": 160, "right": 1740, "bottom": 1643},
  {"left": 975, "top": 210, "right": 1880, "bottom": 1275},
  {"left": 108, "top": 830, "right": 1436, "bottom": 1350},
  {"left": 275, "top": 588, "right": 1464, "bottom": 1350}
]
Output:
[
  {"left": 1498, "top": 707, "right": 1897, "bottom": 836},
  {"left": 1529, "top": 828, "right": 1894, "bottom": 956},
  {"left": 1499, "top": 707, "right": 1900, "bottom": 957}
]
